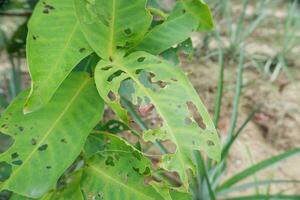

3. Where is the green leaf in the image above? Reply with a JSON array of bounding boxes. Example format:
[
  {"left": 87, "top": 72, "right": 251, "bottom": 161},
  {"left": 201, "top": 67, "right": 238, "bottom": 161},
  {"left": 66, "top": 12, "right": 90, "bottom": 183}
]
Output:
[
  {"left": 0, "top": 73, "right": 104, "bottom": 198},
  {"left": 25, "top": 0, "right": 92, "bottom": 113},
  {"left": 218, "top": 148, "right": 300, "bottom": 190},
  {"left": 81, "top": 133, "right": 167, "bottom": 200},
  {"left": 10, "top": 172, "right": 84, "bottom": 200},
  {"left": 134, "top": 2, "right": 198, "bottom": 55},
  {"left": 94, "top": 51, "right": 221, "bottom": 187},
  {"left": 180, "top": 0, "right": 214, "bottom": 31},
  {"left": 74, "top": 0, "right": 152, "bottom": 60}
]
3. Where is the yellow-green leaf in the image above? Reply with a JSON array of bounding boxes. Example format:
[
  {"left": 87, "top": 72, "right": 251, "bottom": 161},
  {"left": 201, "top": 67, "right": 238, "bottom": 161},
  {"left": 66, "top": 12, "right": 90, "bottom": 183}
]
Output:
[
  {"left": 74, "top": 0, "right": 152, "bottom": 60},
  {"left": 82, "top": 133, "right": 166, "bottom": 200},
  {"left": 0, "top": 73, "right": 104, "bottom": 198},
  {"left": 94, "top": 51, "right": 221, "bottom": 188},
  {"left": 25, "top": 0, "right": 92, "bottom": 113}
]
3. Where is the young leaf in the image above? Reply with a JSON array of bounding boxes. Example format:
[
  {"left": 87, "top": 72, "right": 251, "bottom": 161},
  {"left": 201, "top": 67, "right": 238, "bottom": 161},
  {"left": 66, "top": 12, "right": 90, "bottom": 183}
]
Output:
[
  {"left": 74, "top": 0, "right": 152, "bottom": 60},
  {"left": 94, "top": 51, "right": 221, "bottom": 187},
  {"left": 0, "top": 73, "right": 104, "bottom": 198},
  {"left": 81, "top": 133, "right": 167, "bottom": 200},
  {"left": 134, "top": 2, "right": 199, "bottom": 55},
  {"left": 179, "top": 0, "right": 214, "bottom": 31},
  {"left": 25, "top": 0, "right": 92, "bottom": 113}
]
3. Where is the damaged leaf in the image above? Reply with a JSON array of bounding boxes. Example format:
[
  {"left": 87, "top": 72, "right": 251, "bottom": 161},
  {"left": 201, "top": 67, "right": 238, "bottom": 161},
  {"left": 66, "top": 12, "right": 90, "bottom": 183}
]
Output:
[
  {"left": 82, "top": 133, "right": 169, "bottom": 200},
  {"left": 94, "top": 51, "right": 221, "bottom": 187},
  {"left": 0, "top": 73, "right": 104, "bottom": 198},
  {"left": 74, "top": 0, "right": 152, "bottom": 60},
  {"left": 25, "top": 0, "right": 92, "bottom": 112}
]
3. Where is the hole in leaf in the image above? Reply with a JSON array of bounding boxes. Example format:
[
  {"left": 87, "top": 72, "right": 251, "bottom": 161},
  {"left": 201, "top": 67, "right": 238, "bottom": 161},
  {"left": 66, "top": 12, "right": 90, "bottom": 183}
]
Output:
[
  {"left": 124, "top": 28, "right": 132, "bottom": 35},
  {"left": 0, "top": 162, "right": 12, "bottom": 181},
  {"left": 11, "top": 152, "right": 19, "bottom": 159},
  {"left": 101, "top": 65, "right": 113, "bottom": 71},
  {"left": 79, "top": 48, "right": 86, "bottom": 53},
  {"left": 60, "top": 138, "right": 67, "bottom": 144},
  {"left": 107, "top": 91, "right": 116, "bottom": 101},
  {"left": 207, "top": 140, "right": 215, "bottom": 146},
  {"left": 46, "top": 166, "right": 52, "bottom": 169},
  {"left": 105, "top": 156, "right": 115, "bottom": 166},
  {"left": 147, "top": 73, "right": 168, "bottom": 89},
  {"left": 185, "top": 117, "right": 192, "bottom": 125},
  {"left": 32, "top": 35, "right": 38, "bottom": 40},
  {"left": 43, "top": 9, "right": 49, "bottom": 14},
  {"left": 107, "top": 70, "right": 125, "bottom": 82},
  {"left": 18, "top": 126, "right": 24, "bottom": 132},
  {"left": 135, "top": 69, "right": 143, "bottom": 75},
  {"left": 137, "top": 57, "right": 146, "bottom": 62},
  {"left": 186, "top": 101, "right": 206, "bottom": 129},
  {"left": 143, "top": 167, "right": 151, "bottom": 176},
  {"left": 0, "top": 133, "right": 14, "bottom": 154},
  {"left": 138, "top": 104, "right": 155, "bottom": 117},
  {"left": 31, "top": 138, "right": 37, "bottom": 146},
  {"left": 38, "top": 144, "right": 48, "bottom": 151},
  {"left": 12, "top": 160, "right": 23, "bottom": 166},
  {"left": 132, "top": 151, "right": 142, "bottom": 161}
]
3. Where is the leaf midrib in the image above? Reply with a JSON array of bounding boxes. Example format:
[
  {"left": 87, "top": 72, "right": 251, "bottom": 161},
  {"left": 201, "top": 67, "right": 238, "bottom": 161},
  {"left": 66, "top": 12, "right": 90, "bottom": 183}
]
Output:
[
  {"left": 108, "top": 0, "right": 116, "bottom": 58},
  {"left": 89, "top": 164, "right": 155, "bottom": 200},
  {"left": 3, "top": 78, "right": 91, "bottom": 188}
]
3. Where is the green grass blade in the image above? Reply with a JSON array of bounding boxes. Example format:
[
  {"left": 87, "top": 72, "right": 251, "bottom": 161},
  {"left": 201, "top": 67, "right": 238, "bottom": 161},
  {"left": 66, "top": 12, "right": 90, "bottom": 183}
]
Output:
[
  {"left": 222, "top": 194, "right": 300, "bottom": 200},
  {"left": 213, "top": 47, "right": 225, "bottom": 127},
  {"left": 217, "top": 180, "right": 300, "bottom": 196},
  {"left": 227, "top": 50, "right": 245, "bottom": 139},
  {"left": 218, "top": 148, "right": 300, "bottom": 190},
  {"left": 193, "top": 152, "right": 216, "bottom": 200},
  {"left": 222, "top": 105, "right": 261, "bottom": 159}
]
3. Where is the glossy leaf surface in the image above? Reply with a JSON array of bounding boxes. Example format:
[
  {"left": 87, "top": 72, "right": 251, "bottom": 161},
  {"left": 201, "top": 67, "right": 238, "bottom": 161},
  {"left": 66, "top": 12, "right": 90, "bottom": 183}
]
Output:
[
  {"left": 25, "top": 0, "right": 92, "bottom": 112},
  {"left": 0, "top": 73, "right": 104, "bottom": 198},
  {"left": 74, "top": 0, "right": 152, "bottom": 60}
]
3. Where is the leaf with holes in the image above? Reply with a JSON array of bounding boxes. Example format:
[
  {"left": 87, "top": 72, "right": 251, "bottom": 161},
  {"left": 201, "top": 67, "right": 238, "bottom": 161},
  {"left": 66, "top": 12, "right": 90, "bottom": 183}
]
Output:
[
  {"left": 94, "top": 51, "right": 221, "bottom": 187},
  {"left": 74, "top": 0, "right": 152, "bottom": 60},
  {"left": 0, "top": 73, "right": 104, "bottom": 198},
  {"left": 25, "top": 0, "right": 92, "bottom": 113},
  {"left": 81, "top": 133, "right": 170, "bottom": 200}
]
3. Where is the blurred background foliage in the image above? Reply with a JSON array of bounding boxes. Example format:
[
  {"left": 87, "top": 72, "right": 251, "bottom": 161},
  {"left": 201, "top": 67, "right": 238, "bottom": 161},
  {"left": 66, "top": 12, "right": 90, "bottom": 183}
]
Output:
[{"left": 0, "top": 0, "right": 300, "bottom": 199}]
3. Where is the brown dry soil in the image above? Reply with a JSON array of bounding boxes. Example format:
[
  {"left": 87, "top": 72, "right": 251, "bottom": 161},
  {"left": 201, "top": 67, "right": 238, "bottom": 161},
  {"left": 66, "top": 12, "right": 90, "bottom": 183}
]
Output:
[{"left": 184, "top": 56, "right": 300, "bottom": 195}]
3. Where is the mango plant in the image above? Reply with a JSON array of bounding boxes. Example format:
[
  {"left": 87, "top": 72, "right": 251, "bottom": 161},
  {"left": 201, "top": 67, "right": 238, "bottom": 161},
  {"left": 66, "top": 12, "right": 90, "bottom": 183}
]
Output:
[{"left": 0, "top": 0, "right": 221, "bottom": 199}]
